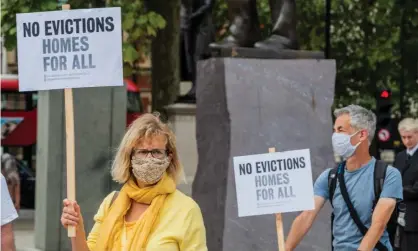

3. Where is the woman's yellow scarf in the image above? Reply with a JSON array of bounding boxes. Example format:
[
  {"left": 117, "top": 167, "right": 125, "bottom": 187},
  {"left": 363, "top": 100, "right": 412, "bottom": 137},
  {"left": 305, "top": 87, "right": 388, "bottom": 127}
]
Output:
[{"left": 95, "top": 172, "right": 176, "bottom": 251}]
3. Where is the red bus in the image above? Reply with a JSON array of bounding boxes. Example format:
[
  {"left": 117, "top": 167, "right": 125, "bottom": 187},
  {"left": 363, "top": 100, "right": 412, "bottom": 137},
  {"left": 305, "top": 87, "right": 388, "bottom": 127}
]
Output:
[
  {"left": 1, "top": 74, "right": 143, "bottom": 208},
  {"left": 1, "top": 74, "right": 143, "bottom": 171}
]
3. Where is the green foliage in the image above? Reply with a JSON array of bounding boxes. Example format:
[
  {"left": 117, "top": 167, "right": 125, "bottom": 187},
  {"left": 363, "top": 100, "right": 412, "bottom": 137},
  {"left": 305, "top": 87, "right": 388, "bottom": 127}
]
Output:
[
  {"left": 1, "top": 0, "right": 166, "bottom": 77},
  {"left": 108, "top": 0, "right": 166, "bottom": 76},
  {"left": 213, "top": 0, "right": 418, "bottom": 117},
  {"left": 1, "top": 0, "right": 58, "bottom": 50}
]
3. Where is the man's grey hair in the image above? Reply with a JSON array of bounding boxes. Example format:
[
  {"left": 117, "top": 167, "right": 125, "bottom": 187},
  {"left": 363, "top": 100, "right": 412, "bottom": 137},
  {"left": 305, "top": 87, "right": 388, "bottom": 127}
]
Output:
[
  {"left": 398, "top": 118, "right": 418, "bottom": 132},
  {"left": 334, "top": 104, "right": 377, "bottom": 143}
]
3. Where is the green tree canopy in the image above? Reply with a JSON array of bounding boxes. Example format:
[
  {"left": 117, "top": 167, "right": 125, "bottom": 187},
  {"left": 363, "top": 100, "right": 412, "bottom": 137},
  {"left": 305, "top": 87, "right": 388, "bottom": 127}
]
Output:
[
  {"left": 1, "top": 0, "right": 166, "bottom": 77},
  {"left": 213, "top": 0, "right": 418, "bottom": 117}
]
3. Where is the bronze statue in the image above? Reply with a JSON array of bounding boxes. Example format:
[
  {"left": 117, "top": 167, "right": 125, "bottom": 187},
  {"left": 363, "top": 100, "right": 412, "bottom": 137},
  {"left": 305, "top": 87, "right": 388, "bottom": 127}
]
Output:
[
  {"left": 177, "top": 0, "right": 215, "bottom": 103},
  {"left": 210, "top": 0, "right": 298, "bottom": 50}
]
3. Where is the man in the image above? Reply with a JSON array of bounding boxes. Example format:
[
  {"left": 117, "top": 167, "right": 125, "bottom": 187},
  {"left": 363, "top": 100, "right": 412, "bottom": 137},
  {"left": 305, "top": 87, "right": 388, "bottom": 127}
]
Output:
[
  {"left": 285, "top": 105, "right": 403, "bottom": 251},
  {"left": 1, "top": 152, "right": 20, "bottom": 212},
  {"left": 1, "top": 173, "right": 18, "bottom": 251},
  {"left": 394, "top": 118, "right": 418, "bottom": 251}
]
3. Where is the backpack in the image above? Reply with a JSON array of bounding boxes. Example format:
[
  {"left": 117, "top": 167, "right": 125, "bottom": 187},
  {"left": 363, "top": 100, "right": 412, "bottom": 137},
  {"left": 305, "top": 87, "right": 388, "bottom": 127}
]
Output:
[{"left": 327, "top": 160, "right": 398, "bottom": 250}]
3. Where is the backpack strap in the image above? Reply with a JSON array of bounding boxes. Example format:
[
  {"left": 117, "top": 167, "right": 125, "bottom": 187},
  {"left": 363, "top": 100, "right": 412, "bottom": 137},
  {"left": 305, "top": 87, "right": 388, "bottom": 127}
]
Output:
[
  {"left": 327, "top": 166, "right": 339, "bottom": 251},
  {"left": 109, "top": 191, "right": 119, "bottom": 208},
  {"left": 373, "top": 160, "right": 388, "bottom": 209},
  {"left": 328, "top": 167, "right": 338, "bottom": 207}
]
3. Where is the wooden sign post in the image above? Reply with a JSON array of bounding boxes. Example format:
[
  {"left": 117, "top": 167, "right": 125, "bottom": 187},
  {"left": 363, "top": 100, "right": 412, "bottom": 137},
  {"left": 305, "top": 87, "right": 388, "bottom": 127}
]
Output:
[
  {"left": 61, "top": 3, "right": 77, "bottom": 238},
  {"left": 269, "top": 147, "right": 286, "bottom": 251},
  {"left": 233, "top": 148, "right": 314, "bottom": 250}
]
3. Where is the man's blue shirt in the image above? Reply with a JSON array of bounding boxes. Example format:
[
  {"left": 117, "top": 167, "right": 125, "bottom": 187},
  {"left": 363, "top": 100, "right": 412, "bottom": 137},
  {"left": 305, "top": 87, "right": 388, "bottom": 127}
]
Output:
[{"left": 314, "top": 157, "right": 403, "bottom": 251}]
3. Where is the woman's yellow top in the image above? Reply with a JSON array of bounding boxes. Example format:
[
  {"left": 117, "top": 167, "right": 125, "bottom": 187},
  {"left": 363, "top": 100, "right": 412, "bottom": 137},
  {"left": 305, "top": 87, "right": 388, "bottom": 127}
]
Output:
[{"left": 86, "top": 190, "right": 207, "bottom": 251}]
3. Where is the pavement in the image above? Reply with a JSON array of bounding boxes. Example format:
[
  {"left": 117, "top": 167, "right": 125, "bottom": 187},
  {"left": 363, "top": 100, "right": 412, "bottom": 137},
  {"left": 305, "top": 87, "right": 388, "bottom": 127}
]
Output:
[{"left": 14, "top": 209, "right": 39, "bottom": 251}]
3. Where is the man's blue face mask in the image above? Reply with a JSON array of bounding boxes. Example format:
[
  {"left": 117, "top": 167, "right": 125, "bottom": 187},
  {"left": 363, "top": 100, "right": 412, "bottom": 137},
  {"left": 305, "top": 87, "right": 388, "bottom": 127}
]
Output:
[{"left": 332, "top": 130, "right": 361, "bottom": 159}]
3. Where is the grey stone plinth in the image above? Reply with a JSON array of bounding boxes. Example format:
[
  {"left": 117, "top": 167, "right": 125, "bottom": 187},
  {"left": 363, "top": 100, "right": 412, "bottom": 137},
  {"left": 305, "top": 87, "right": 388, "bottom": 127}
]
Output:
[
  {"left": 166, "top": 103, "right": 197, "bottom": 196},
  {"left": 35, "top": 86, "right": 126, "bottom": 251},
  {"left": 192, "top": 58, "right": 336, "bottom": 251},
  {"left": 211, "top": 47, "right": 324, "bottom": 60}
]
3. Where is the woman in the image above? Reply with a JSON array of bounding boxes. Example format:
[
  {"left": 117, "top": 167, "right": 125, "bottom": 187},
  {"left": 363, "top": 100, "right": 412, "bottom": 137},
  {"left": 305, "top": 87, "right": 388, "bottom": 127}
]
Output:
[{"left": 61, "top": 113, "right": 207, "bottom": 251}]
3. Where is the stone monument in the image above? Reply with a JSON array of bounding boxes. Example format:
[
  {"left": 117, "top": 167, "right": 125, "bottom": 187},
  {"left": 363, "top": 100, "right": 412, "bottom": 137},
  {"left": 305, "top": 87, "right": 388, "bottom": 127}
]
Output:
[
  {"left": 177, "top": 0, "right": 215, "bottom": 103},
  {"left": 165, "top": 103, "right": 198, "bottom": 196},
  {"left": 191, "top": 2, "right": 337, "bottom": 249},
  {"left": 192, "top": 57, "right": 336, "bottom": 251},
  {"left": 210, "top": 0, "right": 298, "bottom": 50}
]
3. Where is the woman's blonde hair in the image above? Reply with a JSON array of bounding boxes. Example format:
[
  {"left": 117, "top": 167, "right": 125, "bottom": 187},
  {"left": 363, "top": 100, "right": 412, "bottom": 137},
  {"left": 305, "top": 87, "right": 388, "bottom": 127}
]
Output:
[{"left": 111, "top": 112, "right": 182, "bottom": 184}]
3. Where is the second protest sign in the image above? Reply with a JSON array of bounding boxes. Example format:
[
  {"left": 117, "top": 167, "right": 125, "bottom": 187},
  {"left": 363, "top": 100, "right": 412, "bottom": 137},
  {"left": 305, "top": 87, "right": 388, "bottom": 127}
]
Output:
[{"left": 233, "top": 148, "right": 315, "bottom": 217}]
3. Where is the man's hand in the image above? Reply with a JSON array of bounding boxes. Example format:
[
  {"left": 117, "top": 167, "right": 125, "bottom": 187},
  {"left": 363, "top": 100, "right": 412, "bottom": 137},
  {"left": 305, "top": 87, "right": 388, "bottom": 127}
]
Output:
[
  {"left": 285, "top": 196, "right": 326, "bottom": 251},
  {"left": 358, "top": 198, "right": 396, "bottom": 251}
]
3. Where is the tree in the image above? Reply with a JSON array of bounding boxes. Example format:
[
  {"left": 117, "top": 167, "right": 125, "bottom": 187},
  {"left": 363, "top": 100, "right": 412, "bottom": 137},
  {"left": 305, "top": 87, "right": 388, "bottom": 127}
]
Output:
[
  {"left": 212, "top": 0, "right": 418, "bottom": 117},
  {"left": 1, "top": 0, "right": 166, "bottom": 78},
  {"left": 147, "top": 0, "right": 181, "bottom": 116}
]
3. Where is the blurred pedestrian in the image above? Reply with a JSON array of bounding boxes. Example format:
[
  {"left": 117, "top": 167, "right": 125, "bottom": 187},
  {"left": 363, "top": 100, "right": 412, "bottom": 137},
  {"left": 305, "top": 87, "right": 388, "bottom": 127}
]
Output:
[
  {"left": 61, "top": 113, "right": 207, "bottom": 251},
  {"left": 1, "top": 152, "right": 21, "bottom": 212},
  {"left": 394, "top": 118, "right": 418, "bottom": 251},
  {"left": 285, "top": 105, "right": 402, "bottom": 251},
  {"left": 1, "top": 173, "right": 18, "bottom": 251}
]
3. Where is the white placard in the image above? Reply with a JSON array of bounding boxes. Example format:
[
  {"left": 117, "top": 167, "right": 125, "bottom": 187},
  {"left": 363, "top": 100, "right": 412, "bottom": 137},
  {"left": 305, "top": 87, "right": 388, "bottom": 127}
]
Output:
[
  {"left": 233, "top": 149, "right": 315, "bottom": 217},
  {"left": 16, "top": 7, "right": 123, "bottom": 92}
]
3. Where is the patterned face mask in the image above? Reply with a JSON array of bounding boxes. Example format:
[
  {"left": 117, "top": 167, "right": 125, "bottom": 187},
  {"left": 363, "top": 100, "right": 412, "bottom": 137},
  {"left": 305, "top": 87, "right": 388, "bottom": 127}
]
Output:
[{"left": 131, "top": 156, "right": 170, "bottom": 185}]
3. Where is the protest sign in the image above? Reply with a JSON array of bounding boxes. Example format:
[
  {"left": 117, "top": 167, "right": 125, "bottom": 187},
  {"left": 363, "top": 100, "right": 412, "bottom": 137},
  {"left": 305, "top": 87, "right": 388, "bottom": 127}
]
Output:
[
  {"left": 16, "top": 7, "right": 123, "bottom": 92},
  {"left": 233, "top": 148, "right": 314, "bottom": 217},
  {"left": 16, "top": 4, "right": 123, "bottom": 237}
]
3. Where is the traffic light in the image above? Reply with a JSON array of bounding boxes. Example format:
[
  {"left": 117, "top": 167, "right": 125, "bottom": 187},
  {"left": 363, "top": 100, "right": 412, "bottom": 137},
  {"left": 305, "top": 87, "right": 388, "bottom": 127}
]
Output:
[
  {"left": 376, "top": 88, "right": 392, "bottom": 127},
  {"left": 375, "top": 88, "right": 393, "bottom": 150}
]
